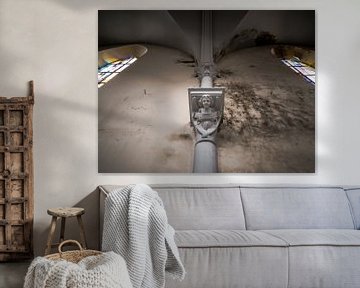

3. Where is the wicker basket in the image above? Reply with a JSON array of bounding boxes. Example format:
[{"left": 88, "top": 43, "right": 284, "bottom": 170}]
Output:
[{"left": 45, "top": 240, "right": 102, "bottom": 263}]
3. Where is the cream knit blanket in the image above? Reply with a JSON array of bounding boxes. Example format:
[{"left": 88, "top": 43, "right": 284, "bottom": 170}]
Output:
[
  {"left": 24, "top": 251, "right": 132, "bottom": 288},
  {"left": 102, "top": 184, "right": 185, "bottom": 288}
]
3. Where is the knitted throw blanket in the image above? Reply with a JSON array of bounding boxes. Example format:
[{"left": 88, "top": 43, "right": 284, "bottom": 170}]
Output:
[
  {"left": 102, "top": 184, "right": 185, "bottom": 288},
  {"left": 24, "top": 251, "right": 133, "bottom": 288}
]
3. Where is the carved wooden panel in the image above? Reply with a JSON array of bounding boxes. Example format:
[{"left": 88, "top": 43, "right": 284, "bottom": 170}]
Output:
[{"left": 0, "top": 81, "right": 34, "bottom": 261}]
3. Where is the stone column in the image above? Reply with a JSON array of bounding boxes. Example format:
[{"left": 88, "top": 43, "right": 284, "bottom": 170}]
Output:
[
  {"left": 193, "top": 11, "right": 217, "bottom": 173},
  {"left": 193, "top": 138, "right": 218, "bottom": 172}
]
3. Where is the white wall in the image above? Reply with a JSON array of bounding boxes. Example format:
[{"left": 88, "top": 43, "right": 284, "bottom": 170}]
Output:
[{"left": 0, "top": 0, "right": 359, "bottom": 256}]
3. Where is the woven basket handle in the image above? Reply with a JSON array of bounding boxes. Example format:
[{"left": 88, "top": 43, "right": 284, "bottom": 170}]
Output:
[{"left": 58, "top": 240, "right": 83, "bottom": 255}]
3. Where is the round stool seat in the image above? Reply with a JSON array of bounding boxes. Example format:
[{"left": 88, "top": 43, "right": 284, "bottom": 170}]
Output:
[
  {"left": 45, "top": 207, "right": 87, "bottom": 255},
  {"left": 47, "top": 207, "right": 85, "bottom": 218}
]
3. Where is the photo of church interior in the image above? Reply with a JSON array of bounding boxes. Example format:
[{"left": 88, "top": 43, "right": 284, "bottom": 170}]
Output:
[{"left": 98, "top": 10, "right": 315, "bottom": 173}]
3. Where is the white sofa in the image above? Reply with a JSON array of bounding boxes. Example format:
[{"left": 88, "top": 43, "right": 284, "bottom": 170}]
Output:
[{"left": 99, "top": 185, "right": 360, "bottom": 288}]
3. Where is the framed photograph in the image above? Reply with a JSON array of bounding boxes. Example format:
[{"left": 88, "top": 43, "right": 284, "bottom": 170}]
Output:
[{"left": 98, "top": 10, "right": 315, "bottom": 173}]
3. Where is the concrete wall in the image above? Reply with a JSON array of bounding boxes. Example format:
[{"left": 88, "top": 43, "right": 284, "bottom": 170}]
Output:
[{"left": 0, "top": 0, "right": 359, "bottom": 256}]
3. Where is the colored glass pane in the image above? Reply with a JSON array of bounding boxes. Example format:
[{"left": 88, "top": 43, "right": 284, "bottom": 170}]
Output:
[
  {"left": 281, "top": 58, "right": 315, "bottom": 85},
  {"left": 98, "top": 57, "right": 137, "bottom": 88}
]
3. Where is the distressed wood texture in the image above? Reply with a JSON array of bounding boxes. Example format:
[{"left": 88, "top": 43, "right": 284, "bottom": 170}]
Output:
[{"left": 0, "top": 81, "right": 34, "bottom": 261}]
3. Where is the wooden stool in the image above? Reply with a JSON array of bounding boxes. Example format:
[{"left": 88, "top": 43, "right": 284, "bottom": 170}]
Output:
[{"left": 45, "top": 207, "right": 87, "bottom": 255}]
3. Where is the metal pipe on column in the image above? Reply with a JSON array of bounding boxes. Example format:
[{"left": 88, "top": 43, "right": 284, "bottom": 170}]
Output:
[{"left": 192, "top": 11, "right": 219, "bottom": 173}]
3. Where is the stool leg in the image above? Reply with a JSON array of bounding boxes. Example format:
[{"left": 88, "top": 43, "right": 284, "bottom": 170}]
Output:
[
  {"left": 60, "top": 217, "right": 66, "bottom": 243},
  {"left": 77, "top": 215, "right": 87, "bottom": 249},
  {"left": 45, "top": 216, "right": 57, "bottom": 255}
]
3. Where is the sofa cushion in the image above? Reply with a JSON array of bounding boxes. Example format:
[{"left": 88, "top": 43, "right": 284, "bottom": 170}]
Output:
[
  {"left": 175, "top": 230, "right": 288, "bottom": 248},
  {"left": 154, "top": 186, "right": 246, "bottom": 230},
  {"left": 100, "top": 185, "right": 246, "bottom": 230},
  {"left": 345, "top": 188, "right": 360, "bottom": 229},
  {"left": 166, "top": 246, "right": 288, "bottom": 288},
  {"left": 262, "top": 229, "right": 360, "bottom": 246},
  {"left": 287, "top": 246, "right": 360, "bottom": 288},
  {"left": 241, "top": 187, "right": 355, "bottom": 230},
  {"left": 261, "top": 230, "right": 360, "bottom": 288}
]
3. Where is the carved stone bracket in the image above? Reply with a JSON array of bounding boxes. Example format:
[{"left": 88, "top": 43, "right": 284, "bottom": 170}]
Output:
[{"left": 188, "top": 87, "right": 225, "bottom": 139}]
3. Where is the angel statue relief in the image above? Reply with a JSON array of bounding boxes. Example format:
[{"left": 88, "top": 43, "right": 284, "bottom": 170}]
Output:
[{"left": 193, "top": 94, "right": 221, "bottom": 139}]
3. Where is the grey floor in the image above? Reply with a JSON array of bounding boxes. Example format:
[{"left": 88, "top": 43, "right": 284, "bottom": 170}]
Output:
[{"left": 0, "top": 261, "right": 30, "bottom": 288}]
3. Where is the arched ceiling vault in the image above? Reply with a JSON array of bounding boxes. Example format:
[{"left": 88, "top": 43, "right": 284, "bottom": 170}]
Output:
[{"left": 98, "top": 10, "right": 315, "bottom": 62}]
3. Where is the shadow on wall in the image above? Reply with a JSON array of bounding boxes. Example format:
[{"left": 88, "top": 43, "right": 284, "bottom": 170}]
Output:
[
  {"left": 37, "top": 188, "right": 99, "bottom": 256},
  {"left": 33, "top": 92, "right": 99, "bottom": 256},
  {"left": 0, "top": 47, "right": 34, "bottom": 96}
]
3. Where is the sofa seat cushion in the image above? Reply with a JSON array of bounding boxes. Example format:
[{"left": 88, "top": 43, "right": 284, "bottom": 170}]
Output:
[
  {"left": 175, "top": 230, "right": 288, "bottom": 248},
  {"left": 260, "top": 230, "right": 360, "bottom": 288},
  {"left": 168, "top": 231, "right": 289, "bottom": 288},
  {"left": 262, "top": 229, "right": 360, "bottom": 246}
]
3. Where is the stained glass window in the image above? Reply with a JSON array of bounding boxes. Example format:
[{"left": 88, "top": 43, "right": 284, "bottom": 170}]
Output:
[
  {"left": 98, "top": 57, "right": 137, "bottom": 88},
  {"left": 282, "top": 57, "right": 315, "bottom": 85}
]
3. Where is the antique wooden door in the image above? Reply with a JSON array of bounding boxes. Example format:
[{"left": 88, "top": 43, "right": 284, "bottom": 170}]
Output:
[{"left": 0, "top": 81, "right": 34, "bottom": 261}]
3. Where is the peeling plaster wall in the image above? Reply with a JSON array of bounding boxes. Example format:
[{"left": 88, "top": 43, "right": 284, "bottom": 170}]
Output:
[{"left": 0, "top": 0, "right": 360, "bottom": 256}]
